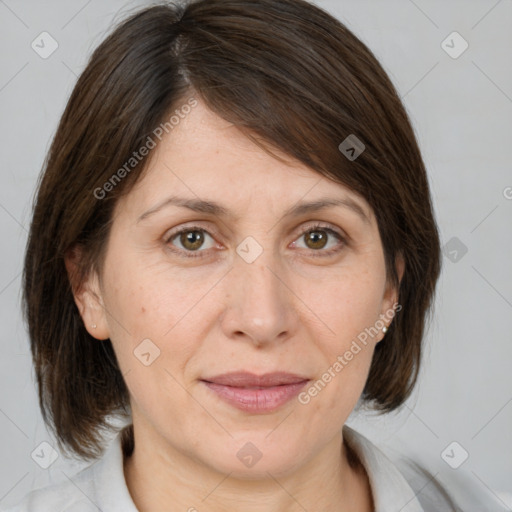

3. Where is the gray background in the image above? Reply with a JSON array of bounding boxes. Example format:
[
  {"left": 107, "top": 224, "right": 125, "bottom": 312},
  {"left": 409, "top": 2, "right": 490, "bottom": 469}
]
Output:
[{"left": 0, "top": 0, "right": 511, "bottom": 510}]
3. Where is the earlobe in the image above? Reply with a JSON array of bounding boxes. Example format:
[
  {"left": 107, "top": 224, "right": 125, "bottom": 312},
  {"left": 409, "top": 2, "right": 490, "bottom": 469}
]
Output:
[
  {"left": 64, "top": 246, "right": 110, "bottom": 340},
  {"left": 79, "top": 283, "right": 110, "bottom": 340}
]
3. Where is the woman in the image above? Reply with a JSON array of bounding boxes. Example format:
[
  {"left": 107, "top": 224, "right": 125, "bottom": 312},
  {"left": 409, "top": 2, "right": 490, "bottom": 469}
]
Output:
[{"left": 5, "top": 0, "right": 459, "bottom": 510}]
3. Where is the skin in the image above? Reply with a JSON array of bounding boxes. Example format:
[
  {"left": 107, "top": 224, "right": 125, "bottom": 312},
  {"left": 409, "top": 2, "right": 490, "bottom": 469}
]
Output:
[{"left": 68, "top": 97, "right": 404, "bottom": 512}]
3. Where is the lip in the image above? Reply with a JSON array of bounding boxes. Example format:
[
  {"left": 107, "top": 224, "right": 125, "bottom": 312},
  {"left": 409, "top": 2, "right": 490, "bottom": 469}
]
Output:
[{"left": 200, "top": 372, "right": 310, "bottom": 413}]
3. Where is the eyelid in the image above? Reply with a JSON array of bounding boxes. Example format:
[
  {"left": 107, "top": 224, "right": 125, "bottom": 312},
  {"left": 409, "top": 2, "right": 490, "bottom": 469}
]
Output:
[
  {"left": 164, "top": 223, "right": 221, "bottom": 246},
  {"left": 297, "top": 221, "right": 346, "bottom": 240}
]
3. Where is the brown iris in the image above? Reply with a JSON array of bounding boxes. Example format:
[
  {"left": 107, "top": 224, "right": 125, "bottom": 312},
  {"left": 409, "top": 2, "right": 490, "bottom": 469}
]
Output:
[
  {"left": 304, "top": 230, "right": 328, "bottom": 250},
  {"left": 180, "top": 230, "right": 205, "bottom": 251},
  {"left": 178, "top": 228, "right": 330, "bottom": 252}
]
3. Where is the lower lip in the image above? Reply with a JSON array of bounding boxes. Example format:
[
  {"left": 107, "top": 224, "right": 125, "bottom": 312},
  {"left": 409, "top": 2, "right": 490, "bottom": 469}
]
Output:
[{"left": 201, "top": 380, "right": 309, "bottom": 413}]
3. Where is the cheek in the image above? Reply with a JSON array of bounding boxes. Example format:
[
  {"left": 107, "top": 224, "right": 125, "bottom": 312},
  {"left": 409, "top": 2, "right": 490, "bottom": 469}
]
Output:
[
  {"left": 300, "top": 265, "right": 385, "bottom": 347},
  {"left": 101, "top": 255, "right": 208, "bottom": 380},
  {"left": 295, "top": 265, "right": 384, "bottom": 409},
  {"left": 102, "top": 250, "right": 186, "bottom": 336},
  {"left": 100, "top": 261, "right": 196, "bottom": 422}
]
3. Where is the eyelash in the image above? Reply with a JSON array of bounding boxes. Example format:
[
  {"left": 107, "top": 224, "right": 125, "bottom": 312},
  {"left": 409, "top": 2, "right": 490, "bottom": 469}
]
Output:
[{"left": 164, "top": 223, "right": 346, "bottom": 260}]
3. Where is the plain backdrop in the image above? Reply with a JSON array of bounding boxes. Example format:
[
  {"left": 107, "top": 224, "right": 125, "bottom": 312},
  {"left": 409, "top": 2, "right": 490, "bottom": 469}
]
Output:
[{"left": 0, "top": 0, "right": 511, "bottom": 510}]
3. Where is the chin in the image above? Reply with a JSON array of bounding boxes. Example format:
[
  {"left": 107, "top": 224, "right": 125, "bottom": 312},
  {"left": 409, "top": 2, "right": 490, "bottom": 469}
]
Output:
[{"left": 197, "top": 437, "right": 308, "bottom": 480}]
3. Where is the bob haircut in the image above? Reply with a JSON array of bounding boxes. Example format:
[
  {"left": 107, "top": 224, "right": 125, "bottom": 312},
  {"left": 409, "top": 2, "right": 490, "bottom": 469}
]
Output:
[{"left": 22, "top": 0, "right": 441, "bottom": 460}]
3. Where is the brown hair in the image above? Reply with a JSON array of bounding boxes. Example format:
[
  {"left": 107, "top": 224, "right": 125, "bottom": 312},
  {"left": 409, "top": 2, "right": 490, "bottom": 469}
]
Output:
[{"left": 22, "top": 0, "right": 441, "bottom": 460}]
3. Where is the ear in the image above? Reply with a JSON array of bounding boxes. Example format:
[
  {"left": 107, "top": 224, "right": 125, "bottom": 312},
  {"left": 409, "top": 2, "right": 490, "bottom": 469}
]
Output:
[
  {"left": 64, "top": 245, "right": 110, "bottom": 340},
  {"left": 378, "top": 252, "right": 405, "bottom": 337}
]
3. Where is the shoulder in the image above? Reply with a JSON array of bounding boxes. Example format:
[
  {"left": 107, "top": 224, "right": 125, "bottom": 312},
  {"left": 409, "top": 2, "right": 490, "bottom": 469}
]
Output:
[
  {"left": 394, "top": 455, "right": 512, "bottom": 512},
  {"left": 344, "top": 425, "right": 459, "bottom": 511},
  {"left": 344, "top": 425, "right": 509, "bottom": 512},
  {"left": 0, "top": 464, "right": 99, "bottom": 512},
  {"left": 1, "top": 433, "right": 137, "bottom": 512}
]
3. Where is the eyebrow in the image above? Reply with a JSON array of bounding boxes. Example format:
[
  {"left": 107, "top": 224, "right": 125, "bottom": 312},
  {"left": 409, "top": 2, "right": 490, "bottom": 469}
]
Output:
[{"left": 136, "top": 194, "right": 371, "bottom": 225}]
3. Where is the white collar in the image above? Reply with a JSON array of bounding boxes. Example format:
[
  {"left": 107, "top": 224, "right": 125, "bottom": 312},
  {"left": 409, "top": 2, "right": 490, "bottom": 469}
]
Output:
[
  {"left": 343, "top": 425, "right": 425, "bottom": 511},
  {"left": 85, "top": 433, "right": 138, "bottom": 511}
]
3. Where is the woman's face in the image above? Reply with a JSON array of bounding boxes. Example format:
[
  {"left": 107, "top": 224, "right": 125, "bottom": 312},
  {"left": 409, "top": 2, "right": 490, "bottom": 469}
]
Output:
[{"left": 79, "top": 98, "right": 401, "bottom": 477}]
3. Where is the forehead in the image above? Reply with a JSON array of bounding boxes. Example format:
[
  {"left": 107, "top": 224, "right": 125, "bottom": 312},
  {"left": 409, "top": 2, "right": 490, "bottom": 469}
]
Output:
[{"left": 116, "top": 99, "right": 374, "bottom": 226}]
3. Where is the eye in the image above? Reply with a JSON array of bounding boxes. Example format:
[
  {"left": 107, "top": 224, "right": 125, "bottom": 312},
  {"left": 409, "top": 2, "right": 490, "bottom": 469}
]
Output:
[
  {"left": 165, "top": 225, "right": 216, "bottom": 258},
  {"left": 164, "top": 222, "right": 346, "bottom": 259},
  {"left": 291, "top": 223, "right": 346, "bottom": 258}
]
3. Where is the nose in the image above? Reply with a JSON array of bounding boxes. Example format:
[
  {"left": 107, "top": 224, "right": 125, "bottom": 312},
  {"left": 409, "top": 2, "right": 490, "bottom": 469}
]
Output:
[{"left": 219, "top": 247, "right": 298, "bottom": 347}]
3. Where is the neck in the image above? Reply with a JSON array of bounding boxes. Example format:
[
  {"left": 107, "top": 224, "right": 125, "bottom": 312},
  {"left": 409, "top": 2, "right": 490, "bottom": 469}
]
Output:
[{"left": 123, "top": 423, "right": 374, "bottom": 512}]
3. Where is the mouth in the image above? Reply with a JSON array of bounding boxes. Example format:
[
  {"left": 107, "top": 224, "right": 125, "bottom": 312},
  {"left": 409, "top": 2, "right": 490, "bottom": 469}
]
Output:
[{"left": 200, "top": 372, "right": 310, "bottom": 413}]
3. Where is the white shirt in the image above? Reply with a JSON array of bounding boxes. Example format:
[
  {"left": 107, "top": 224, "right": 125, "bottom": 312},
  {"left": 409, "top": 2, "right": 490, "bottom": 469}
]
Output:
[{"left": 0, "top": 426, "right": 471, "bottom": 511}]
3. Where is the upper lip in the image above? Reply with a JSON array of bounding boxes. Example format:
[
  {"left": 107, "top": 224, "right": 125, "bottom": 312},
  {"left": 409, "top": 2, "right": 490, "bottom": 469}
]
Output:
[{"left": 201, "top": 372, "right": 310, "bottom": 387}]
